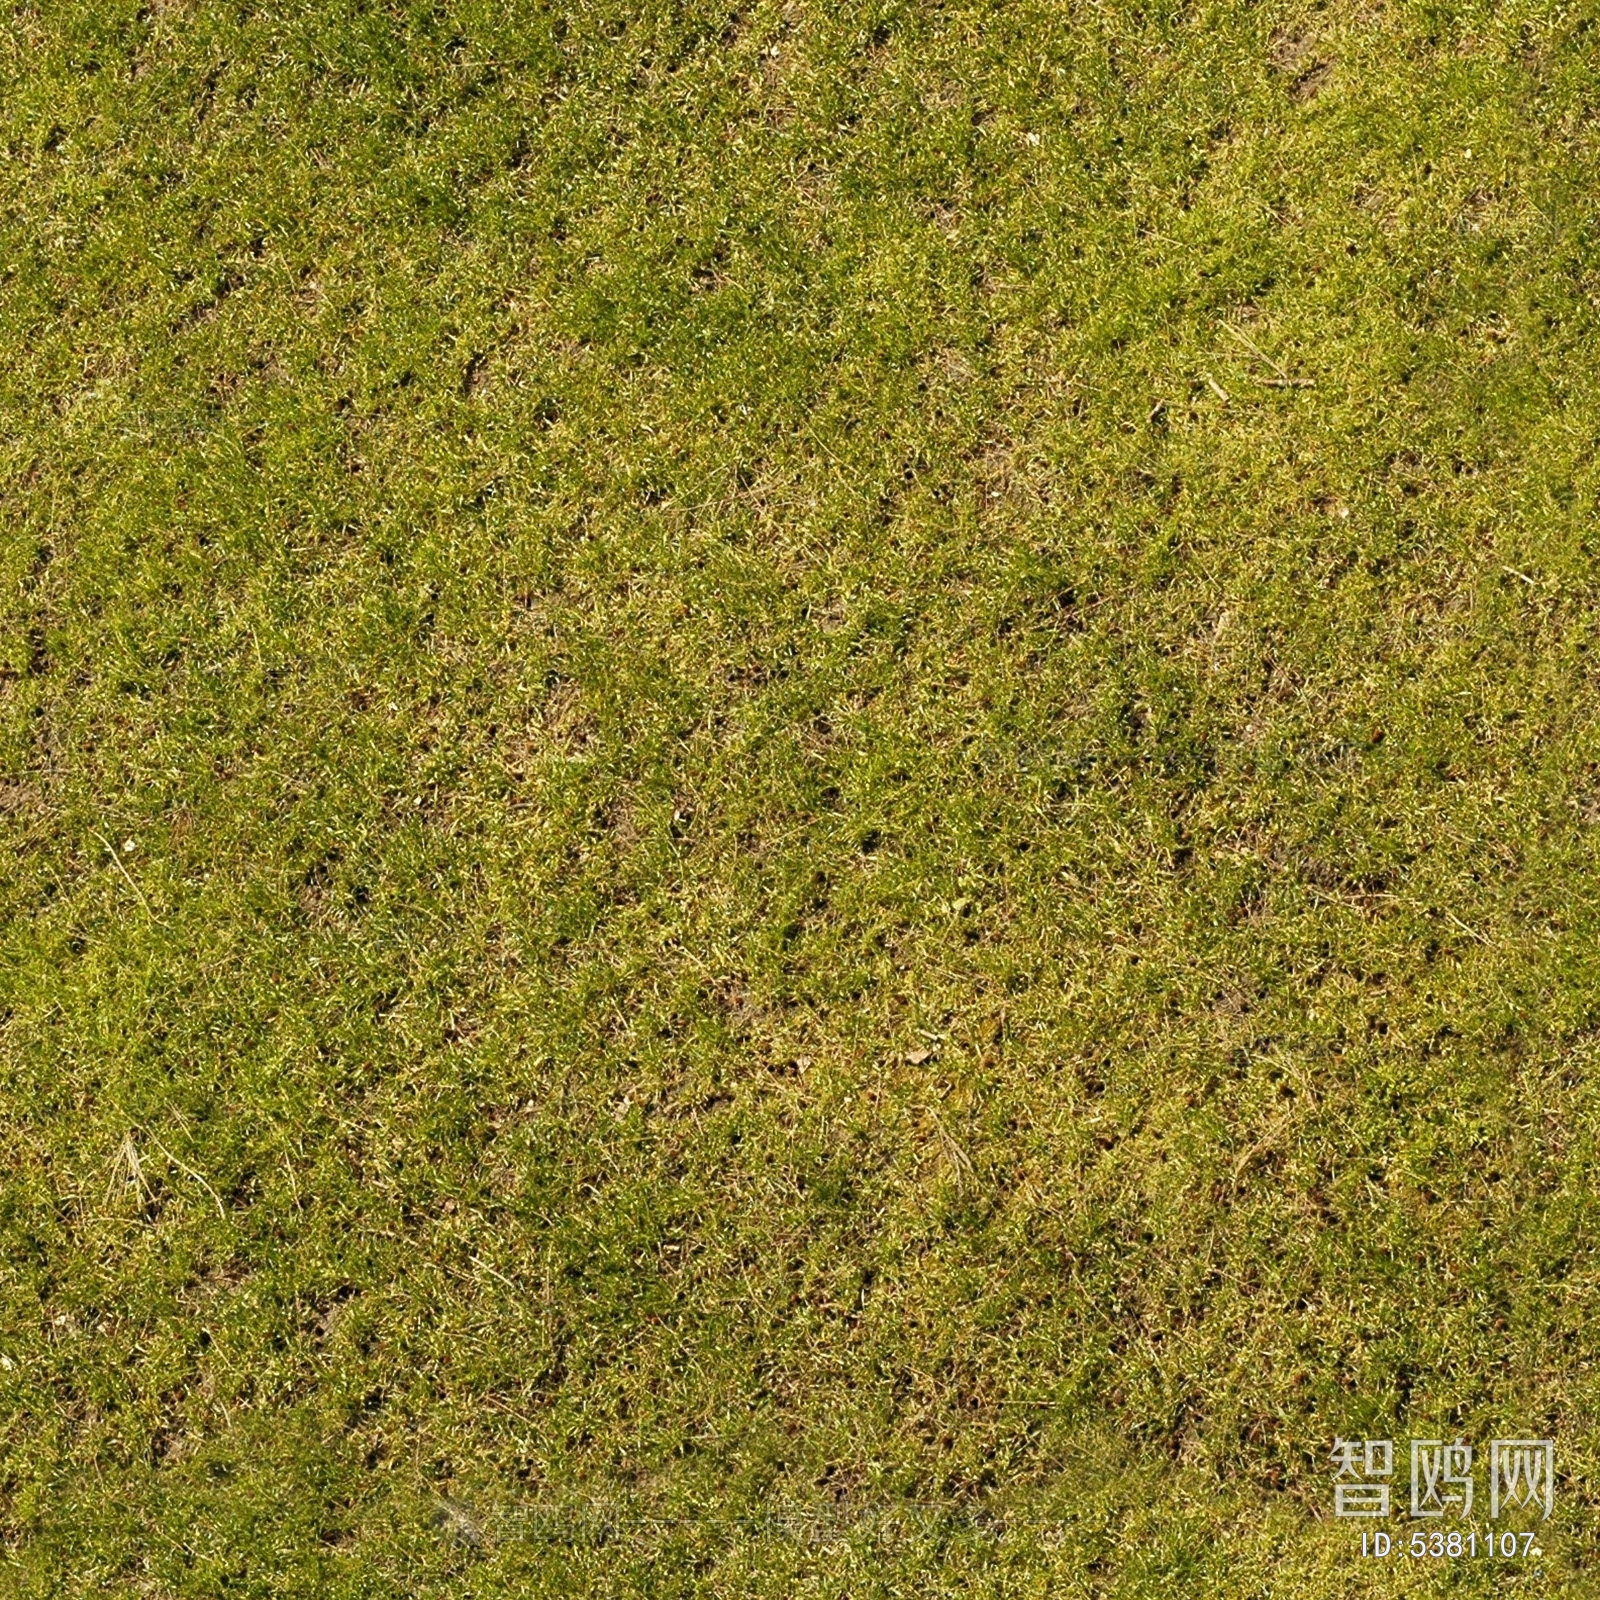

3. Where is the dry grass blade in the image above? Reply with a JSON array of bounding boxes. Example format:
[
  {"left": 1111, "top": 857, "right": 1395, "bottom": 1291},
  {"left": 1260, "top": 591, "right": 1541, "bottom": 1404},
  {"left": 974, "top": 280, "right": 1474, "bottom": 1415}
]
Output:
[
  {"left": 147, "top": 1134, "right": 228, "bottom": 1220},
  {"left": 929, "top": 1108, "right": 974, "bottom": 1191},
  {"left": 1221, "top": 321, "right": 1314, "bottom": 387},
  {"left": 91, "top": 831, "right": 167, "bottom": 926},
  {"left": 104, "top": 1131, "right": 150, "bottom": 1207}
]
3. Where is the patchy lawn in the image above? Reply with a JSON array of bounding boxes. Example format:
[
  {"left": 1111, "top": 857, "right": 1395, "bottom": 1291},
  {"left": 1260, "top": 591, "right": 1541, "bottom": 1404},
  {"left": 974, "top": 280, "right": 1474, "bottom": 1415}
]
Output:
[{"left": 4, "top": 0, "right": 1600, "bottom": 1592}]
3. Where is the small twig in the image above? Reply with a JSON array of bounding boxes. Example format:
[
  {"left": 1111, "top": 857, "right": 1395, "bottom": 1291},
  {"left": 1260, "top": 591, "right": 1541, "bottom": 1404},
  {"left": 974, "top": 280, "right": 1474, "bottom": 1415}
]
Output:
[
  {"left": 1502, "top": 565, "right": 1538, "bottom": 587},
  {"left": 1262, "top": 376, "right": 1316, "bottom": 388},
  {"left": 1204, "top": 373, "right": 1231, "bottom": 403}
]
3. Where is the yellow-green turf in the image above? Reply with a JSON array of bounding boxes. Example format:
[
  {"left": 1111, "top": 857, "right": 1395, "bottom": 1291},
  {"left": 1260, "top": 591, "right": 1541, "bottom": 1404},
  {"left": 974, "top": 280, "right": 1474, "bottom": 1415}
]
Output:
[{"left": 3, "top": 0, "right": 1600, "bottom": 1593}]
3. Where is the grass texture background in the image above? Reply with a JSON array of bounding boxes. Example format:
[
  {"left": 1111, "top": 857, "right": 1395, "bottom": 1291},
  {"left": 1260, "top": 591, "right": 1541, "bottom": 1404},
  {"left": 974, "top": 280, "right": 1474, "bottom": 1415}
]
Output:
[{"left": 4, "top": 0, "right": 1600, "bottom": 1592}]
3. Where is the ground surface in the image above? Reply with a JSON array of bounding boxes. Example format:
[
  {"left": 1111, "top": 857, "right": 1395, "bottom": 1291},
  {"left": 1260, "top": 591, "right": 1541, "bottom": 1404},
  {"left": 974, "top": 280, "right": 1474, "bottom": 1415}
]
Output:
[{"left": 4, "top": 0, "right": 1600, "bottom": 1593}]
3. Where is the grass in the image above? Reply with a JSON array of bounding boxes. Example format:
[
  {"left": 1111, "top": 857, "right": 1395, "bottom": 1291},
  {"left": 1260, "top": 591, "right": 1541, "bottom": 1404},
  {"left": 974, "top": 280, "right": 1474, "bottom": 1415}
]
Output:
[{"left": 5, "top": 0, "right": 1600, "bottom": 1592}]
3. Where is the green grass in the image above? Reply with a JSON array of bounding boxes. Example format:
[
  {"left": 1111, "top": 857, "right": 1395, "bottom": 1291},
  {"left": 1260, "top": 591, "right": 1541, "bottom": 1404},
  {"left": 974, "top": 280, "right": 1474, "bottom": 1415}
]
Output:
[{"left": 5, "top": 0, "right": 1600, "bottom": 1592}]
